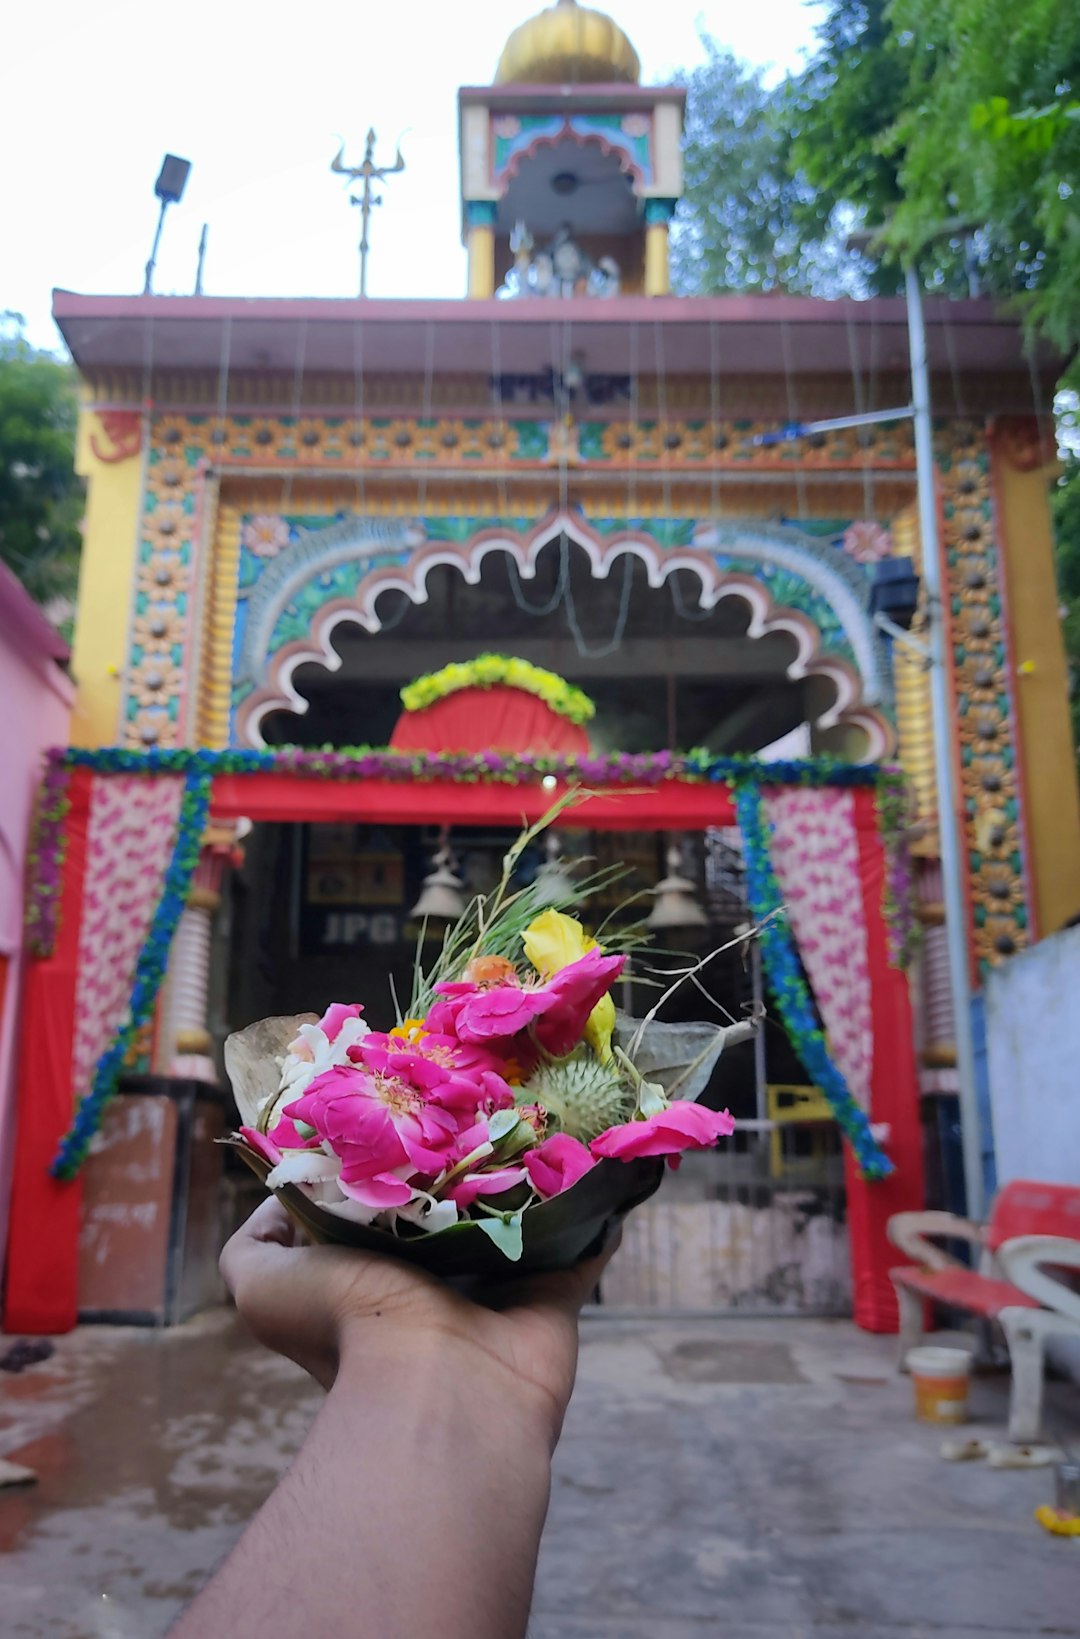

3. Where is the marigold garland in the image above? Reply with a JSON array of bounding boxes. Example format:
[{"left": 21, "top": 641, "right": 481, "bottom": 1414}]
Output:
[{"left": 400, "top": 655, "right": 596, "bottom": 725}]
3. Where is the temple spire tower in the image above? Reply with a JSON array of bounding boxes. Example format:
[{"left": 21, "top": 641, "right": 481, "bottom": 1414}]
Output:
[{"left": 458, "top": 0, "right": 685, "bottom": 298}]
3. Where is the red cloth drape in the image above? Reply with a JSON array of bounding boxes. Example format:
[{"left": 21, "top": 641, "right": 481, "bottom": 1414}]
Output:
[
  {"left": 3, "top": 768, "right": 91, "bottom": 1334},
  {"left": 389, "top": 688, "right": 591, "bottom": 756},
  {"left": 209, "top": 774, "right": 738, "bottom": 831},
  {"left": 845, "top": 787, "right": 924, "bottom": 1332}
]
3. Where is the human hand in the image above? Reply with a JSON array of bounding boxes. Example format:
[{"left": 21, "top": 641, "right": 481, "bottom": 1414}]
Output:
[{"left": 220, "top": 1198, "right": 618, "bottom": 1446}]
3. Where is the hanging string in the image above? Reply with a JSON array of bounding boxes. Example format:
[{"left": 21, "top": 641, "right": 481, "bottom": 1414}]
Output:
[
  {"left": 670, "top": 572, "right": 715, "bottom": 622},
  {"left": 417, "top": 318, "right": 436, "bottom": 519},
  {"left": 845, "top": 307, "right": 874, "bottom": 522},
  {"left": 282, "top": 316, "right": 308, "bottom": 516},
  {"left": 489, "top": 310, "right": 510, "bottom": 522},
  {"left": 941, "top": 300, "right": 968, "bottom": 423},
  {"left": 564, "top": 542, "right": 634, "bottom": 659},
  {"left": 654, "top": 316, "right": 673, "bottom": 523},
  {"left": 353, "top": 314, "right": 366, "bottom": 517},
  {"left": 780, "top": 316, "right": 810, "bottom": 524},
  {"left": 214, "top": 313, "right": 232, "bottom": 451},
  {"left": 370, "top": 588, "right": 416, "bottom": 634},
  {"left": 709, "top": 316, "right": 722, "bottom": 524},
  {"left": 506, "top": 535, "right": 569, "bottom": 616},
  {"left": 627, "top": 318, "right": 640, "bottom": 526}
]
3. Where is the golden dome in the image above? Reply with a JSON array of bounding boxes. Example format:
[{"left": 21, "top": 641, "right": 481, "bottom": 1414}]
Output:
[{"left": 495, "top": 0, "right": 641, "bottom": 86}]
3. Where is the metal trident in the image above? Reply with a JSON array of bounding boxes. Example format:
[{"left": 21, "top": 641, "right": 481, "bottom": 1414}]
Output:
[{"left": 331, "top": 129, "right": 406, "bottom": 297}]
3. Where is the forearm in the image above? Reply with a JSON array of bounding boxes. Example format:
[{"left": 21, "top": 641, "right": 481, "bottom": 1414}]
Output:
[{"left": 173, "top": 1337, "right": 555, "bottom": 1639}]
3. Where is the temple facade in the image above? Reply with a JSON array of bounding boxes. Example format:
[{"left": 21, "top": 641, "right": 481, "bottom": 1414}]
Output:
[{"left": 5, "top": 0, "right": 1079, "bottom": 1332}]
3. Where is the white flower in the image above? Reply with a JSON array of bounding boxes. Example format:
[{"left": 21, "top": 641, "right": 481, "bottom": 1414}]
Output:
[
  {"left": 265, "top": 1151, "right": 342, "bottom": 1190},
  {"left": 393, "top": 1193, "right": 460, "bottom": 1234},
  {"left": 259, "top": 1016, "right": 372, "bottom": 1125}
]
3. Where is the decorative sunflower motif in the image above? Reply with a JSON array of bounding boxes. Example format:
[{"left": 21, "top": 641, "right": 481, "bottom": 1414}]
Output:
[
  {"left": 132, "top": 608, "right": 185, "bottom": 654},
  {"left": 241, "top": 418, "right": 283, "bottom": 455},
  {"left": 600, "top": 423, "right": 638, "bottom": 461},
  {"left": 136, "top": 553, "right": 188, "bottom": 602},
  {"left": 146, "top": 457, "right": 188, "bottom": 499},
  {"left": 154, "top": 420, "right": 196, "bottom": 453},
  {"left": 294, "top": 418, "right": 327, "bottom": 458},
  {"left": 129, "top": 656, "right": 182, "bottom": 709},
  {"left": 144, "top": 505, "right": 187, "bottom": 553},
  {"left": 126, "top": 708, "right": 172, "bottom": 749}
]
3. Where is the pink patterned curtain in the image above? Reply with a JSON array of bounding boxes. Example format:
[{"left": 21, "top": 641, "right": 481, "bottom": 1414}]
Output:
[
  {"left": 762, "top": 786, "right": 873, "bottom": 1109},
  {"left": 71, "top": 774, "right": 185, "bottom": 1100}
]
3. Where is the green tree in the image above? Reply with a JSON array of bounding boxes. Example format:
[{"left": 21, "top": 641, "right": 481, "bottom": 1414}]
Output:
[
  {"left": 0, "top": 312, "right": 83, "bottom": 620},
  {"left": 883, "top": 0, "right": 1080, "bottom": 348},
  {"left": 671, "top": 40, "right": 854, "bottom": 296},
  {"left": 1053, "top": 446, "right": 1080, "bottom": 749}
]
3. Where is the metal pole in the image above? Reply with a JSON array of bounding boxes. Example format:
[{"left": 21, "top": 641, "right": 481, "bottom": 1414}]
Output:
[
  {"left": 143, "top": 197, "right": 169, "bottom": 294},
  {"left": 194, "top": 223, "right": 208, "bottom": 295},
  {"left": 905, "top": 264, "right": 985, "bottom": 1220}
]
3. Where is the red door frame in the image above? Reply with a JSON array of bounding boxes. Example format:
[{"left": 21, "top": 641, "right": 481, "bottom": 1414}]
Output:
[{"left": 3, "top": 774, "right": 921, "bottom": 1334}]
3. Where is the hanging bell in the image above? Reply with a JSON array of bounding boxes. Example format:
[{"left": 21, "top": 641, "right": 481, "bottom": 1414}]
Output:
[
  {"left": 410, "top": 847, "right": 466, "bottom": 923},
  {"left": 647, "top": 843, "right": 708, "bottom": 931},
  {"left": 532, "top": 833, "right": 576, "bottom": 905}
]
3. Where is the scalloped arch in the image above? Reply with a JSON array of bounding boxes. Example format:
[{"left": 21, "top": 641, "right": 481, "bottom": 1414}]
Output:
[
  {"left": 234, "top": 510, "right": 891, "bottom": 760},
  {"left": 497, "top": 122, "right": 647, "bottom": 193}
]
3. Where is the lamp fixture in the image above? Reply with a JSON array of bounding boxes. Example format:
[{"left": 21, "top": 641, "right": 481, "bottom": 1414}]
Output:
[
  {"left": 870, "top": 556, "right": 930, "bottom": 662},
  {"left": 143, "top": 153, "right": 191, "bottom": 295},
  {"left": 646, "top": 840, "right": 708, "bottom": 931}
]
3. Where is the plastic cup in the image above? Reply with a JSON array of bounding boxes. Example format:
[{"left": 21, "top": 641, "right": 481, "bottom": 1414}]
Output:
[{"left": 907, "top": 1345, "right": 973, "bottom": 1425}]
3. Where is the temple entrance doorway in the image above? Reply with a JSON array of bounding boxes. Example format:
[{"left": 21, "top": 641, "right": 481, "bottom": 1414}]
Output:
[{"left": 218, "top": 812, "right": 851, "bottom": 1317}]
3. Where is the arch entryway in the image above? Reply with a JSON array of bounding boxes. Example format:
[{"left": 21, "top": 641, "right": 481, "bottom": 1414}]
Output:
[{"left": 231, "top": 509, "right": 892, "bottom": 760}]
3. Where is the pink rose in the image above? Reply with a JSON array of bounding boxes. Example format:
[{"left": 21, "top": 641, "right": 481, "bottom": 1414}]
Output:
[
  {"left": 531, "top": 949, "right": 625, "bottom": 1058},
  {"left": 239, "top": 1125, "right": 282, "bottom": 1166},
  {"left": 355, "top": 1032, "right": 513, "bottom": 1111},
  {"left": 340, "top": 1171, "right": 414, "bottom": 1210},
  {"left": 266, "top": 1113, "right": 321, "bottom": 1150},
  {"left": 318, "top": 1002, "right": 364, "bottom": 1041},
  {"left": 590, "top": 1103, "right": 736, "bottom": 1161},
  {"left": 430, "top": 949, "right": 625, "bottom": 1057},
  {"left": 442, "top": 983, "right": 549, "bottom": 1042},
  {"left": 522, "top": 1133, "right": 595, "bottom": 1199},
  {"left": 285, "top": 1063, "right": 463, "bottom": 1189}
]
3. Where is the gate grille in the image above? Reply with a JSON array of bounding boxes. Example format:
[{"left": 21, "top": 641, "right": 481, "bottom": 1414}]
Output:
[{"left": 597, "top": 1123, "right": 850, "bottom": 1316}]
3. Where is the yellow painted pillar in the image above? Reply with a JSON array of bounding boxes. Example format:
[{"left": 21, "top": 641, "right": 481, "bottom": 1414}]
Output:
[
  {"left": 991, "top": 423, "right": 1080, "bottom": 936},
  {"left": 69, "top": 403, "right": 144, "bottom": 747},
  {"left": 464, "top": 203, "right": 497, "bottom": 299},
  {"left": 644, "top": 200, "right": 676, "bottom": 297},
  {"left": 467, "top": 226, "right": 496, "bottom": 299}
]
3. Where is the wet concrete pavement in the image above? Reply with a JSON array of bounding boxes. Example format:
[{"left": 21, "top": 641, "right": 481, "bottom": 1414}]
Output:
[{"left": 0, "top": 1311, "right": 1078, "bottom": 1637}]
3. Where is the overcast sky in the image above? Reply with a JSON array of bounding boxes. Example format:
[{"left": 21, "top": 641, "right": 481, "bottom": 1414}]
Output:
[{"left": 5, "top": 1, "right": 824, "bottom": 352}]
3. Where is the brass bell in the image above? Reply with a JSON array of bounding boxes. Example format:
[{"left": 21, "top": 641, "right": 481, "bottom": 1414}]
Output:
[
  {"left": 646, "top": 842, "right": 708, "bottom": 931},
  {"left": 410, "top": 845, "right": 466, "bottom": 922}
]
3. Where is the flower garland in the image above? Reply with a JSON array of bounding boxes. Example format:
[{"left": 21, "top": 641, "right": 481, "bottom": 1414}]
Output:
[
  {"left": 30, "top": 750, "right": 914, "bottom": 965},
  {"left": 876, "top": 777, "right": 919, "bottom": 969},
  {"left": 400, "top": 655, "right": 596, "bottom": 725},
  {"left": 57, "top": 743, "right": 894, "bottom": 789},
  {"left": 24, "top": 751, "right": 71, "bottom": 959},
  {"left": 733, "top": 779, "right": 894, "bottom": 1181},
  {"left": 50, "top": 768, "right": 212, "bottom": 1180}
]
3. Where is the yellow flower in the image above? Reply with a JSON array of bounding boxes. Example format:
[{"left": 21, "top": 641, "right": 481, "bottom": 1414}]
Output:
[
  {"left": 523, "top": 908, "right": 616, "bottom": 1063},
  {"left": 390, "top": 1018, "right": 428, "bottom": 1043}
]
